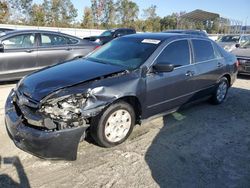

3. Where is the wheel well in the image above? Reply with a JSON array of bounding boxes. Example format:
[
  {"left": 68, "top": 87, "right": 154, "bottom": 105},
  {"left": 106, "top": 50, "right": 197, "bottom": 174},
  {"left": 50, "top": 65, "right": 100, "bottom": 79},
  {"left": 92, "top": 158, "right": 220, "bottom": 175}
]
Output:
[
  {"left": 222, "top": 74, "right": 231, "bottom": 86},
  {"left": 118, "top": 96, "right": 142, "bottom": 124}
]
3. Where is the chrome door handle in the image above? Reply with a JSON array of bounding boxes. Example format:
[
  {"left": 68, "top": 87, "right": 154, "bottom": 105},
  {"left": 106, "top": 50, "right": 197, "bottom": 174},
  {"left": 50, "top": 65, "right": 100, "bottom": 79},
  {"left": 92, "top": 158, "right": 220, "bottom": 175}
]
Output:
[
  {"left": 25, "top": 49, "right": 33, "bottom": 53},
  {"left": 185, "top": 71, "right": 195, "bottom": 77},
  {"left": 217, "top": 62, "right": 223, "bottom": 67}
]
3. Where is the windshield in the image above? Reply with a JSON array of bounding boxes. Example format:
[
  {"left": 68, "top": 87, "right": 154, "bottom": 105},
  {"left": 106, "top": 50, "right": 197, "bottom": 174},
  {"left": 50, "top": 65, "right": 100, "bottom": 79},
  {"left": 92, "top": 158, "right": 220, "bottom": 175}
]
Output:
[
  {"left": 218, "top": 35, "right": 240, "bottom": 43},
  {"left": 100, "top": 30, "right": 113, "bottom": 37},
  {"left": 87, "top": 38, "right": 161, "bottom": 70}
]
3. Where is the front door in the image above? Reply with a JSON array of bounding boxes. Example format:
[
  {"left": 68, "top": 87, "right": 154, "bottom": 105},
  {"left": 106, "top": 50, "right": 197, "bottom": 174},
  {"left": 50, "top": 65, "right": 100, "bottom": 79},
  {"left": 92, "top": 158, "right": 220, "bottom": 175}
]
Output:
[
  {"left": 0, "top": 33, "right": 37, "bottom": 80},
  {"left": 145, "top": 39, "right": 198, "bottom": 118}
]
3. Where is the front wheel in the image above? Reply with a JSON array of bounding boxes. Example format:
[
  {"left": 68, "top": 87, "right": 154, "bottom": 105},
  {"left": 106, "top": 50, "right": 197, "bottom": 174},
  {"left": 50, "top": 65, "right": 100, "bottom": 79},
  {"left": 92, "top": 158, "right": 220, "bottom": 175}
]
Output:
[
  {"left": 90, "top": 101, "right": 135, "bottom": 147},
  {"left": 211, "top": 77, "right": 229, "bottom": 105}
]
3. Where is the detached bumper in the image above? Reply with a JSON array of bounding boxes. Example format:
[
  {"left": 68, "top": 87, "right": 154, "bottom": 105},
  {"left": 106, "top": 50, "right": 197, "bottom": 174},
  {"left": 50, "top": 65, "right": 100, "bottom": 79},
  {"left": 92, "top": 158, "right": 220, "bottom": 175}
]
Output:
[{"left": 5, "top": 91, "right": 87, "bottom": 160}]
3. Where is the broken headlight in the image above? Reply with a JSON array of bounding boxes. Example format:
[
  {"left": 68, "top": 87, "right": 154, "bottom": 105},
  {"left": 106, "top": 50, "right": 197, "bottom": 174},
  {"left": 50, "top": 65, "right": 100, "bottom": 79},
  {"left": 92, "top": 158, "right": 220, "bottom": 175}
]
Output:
[{"left": 40, "top": 94, "right": 87, "bottom": 122}]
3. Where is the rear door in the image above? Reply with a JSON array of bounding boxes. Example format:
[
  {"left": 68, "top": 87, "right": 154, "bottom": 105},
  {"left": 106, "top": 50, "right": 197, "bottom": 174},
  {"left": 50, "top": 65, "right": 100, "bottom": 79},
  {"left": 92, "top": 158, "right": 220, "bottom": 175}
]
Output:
[
  {"left": 37, "top": 33, "right": 71, "bottom": 68},
  {"left": 145, "top": 39, "right": 198, "bottom": 117},
  {"left": 191, "top": 39, "right": 226, "bottom": 92},
  {"left": 0, "top": 33, "right": 38, "bottom": 80}
]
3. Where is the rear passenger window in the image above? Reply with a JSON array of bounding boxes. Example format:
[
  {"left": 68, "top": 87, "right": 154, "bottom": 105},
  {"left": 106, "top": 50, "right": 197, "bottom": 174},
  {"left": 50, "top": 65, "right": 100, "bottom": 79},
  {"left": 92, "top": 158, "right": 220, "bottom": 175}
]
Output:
[
  {"left": 192, "top": 39, "right": 215, "bottom": 62},
  {"left": 127, "top": 30, "right": 135, "bottom": 34},
  {"left": 213, "top": 43, "right": 223, "bottom": 58},
  {"left": 41, "top": 34, "right": 68, "bottom": 47},
  {"left": 157, "top": 40, "right": 190, "bottom": 67},
  {"left": 67, "top": 37, "right": 78, "bottom": 44}
]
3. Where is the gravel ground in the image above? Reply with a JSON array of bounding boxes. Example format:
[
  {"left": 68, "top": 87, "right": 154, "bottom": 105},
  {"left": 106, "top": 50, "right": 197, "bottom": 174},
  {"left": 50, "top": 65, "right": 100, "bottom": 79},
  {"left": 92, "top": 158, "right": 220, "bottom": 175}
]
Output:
[{"left": 0, "top": 77, "right": 250, "bottom": 188}]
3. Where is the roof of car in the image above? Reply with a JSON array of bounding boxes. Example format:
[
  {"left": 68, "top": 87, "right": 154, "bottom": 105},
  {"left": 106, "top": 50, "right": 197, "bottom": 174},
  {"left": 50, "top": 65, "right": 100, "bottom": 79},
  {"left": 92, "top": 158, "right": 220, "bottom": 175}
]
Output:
[
  {"left": 1, "top": 29, "right": 65, "bottom": 35},
  {"left": 0, "top": 29, "right": 81, "bottom": 39},
  {"left": 107, "top": 28, "right": 135, "bottom": 31},
  {"left": 164, "top": 29, "right": 204, "bottom": 32},
  {"left": 122, "top": 32, "right": 204, "bottom": 41}
]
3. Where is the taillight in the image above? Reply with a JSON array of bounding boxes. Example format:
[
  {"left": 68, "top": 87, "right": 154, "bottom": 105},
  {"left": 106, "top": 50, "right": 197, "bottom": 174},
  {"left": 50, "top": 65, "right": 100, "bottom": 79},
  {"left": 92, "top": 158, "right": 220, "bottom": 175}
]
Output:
[
  {"left": 235, "top": 60, "right": 239, "bottom": 68},
  {"left": 94, "top": 45, "right": 100, "bottom": 50}
]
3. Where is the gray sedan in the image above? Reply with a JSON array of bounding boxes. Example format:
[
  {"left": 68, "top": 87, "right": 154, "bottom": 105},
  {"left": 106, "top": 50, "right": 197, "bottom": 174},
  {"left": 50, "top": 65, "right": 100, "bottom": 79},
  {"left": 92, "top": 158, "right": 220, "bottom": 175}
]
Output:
[
  {"left": 231, "top": 41, "right": 250, "bottom": 74},
  {"left": 0, "top": 30, "right": 98, "bottom": 81}
]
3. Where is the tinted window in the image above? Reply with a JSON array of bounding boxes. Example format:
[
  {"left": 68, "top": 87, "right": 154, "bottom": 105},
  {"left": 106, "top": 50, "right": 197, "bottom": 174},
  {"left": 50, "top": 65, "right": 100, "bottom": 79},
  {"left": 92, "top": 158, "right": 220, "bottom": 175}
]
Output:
[
  {"left": 157, "top": 40, "right": 190, "bottom": 67},
  {"left": 218, "top": 35, "right": 240, "bottom": 42},
  {"left": 100, "top": 30, "right": 112, "bottom": 37},
  {"left": 240, "top": 36, "right": 250, "bottom": 44},
  {"left": 192, "top": 40, "right": 215, "bottom": 62},
  {"left": 126, "top": 29, "right": 135, "bottom": 34},
  {"left": 88, "top": 38, "right": 160, "bottom": 69},
  {"left": 213, "top": 43, "right": 223, "bottom": 58},
  {"left": 41, "top": 34, "right": 67, "bottom": 46},
  {"left": 116, "top": 30, "right": 126, "bottom": 36},
  {"left": 2, "top": 34, "right": 35, "bottom": 49},
  {"left": 67, "top": 37, "right": 78, "bottom": 44}
]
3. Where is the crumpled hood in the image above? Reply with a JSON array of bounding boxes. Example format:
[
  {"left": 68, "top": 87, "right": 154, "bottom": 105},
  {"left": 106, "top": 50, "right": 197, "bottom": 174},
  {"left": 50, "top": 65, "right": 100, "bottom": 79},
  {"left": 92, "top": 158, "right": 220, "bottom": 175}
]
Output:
[{"left": 17, "top": 59, "right": 126, "bottom": 101}]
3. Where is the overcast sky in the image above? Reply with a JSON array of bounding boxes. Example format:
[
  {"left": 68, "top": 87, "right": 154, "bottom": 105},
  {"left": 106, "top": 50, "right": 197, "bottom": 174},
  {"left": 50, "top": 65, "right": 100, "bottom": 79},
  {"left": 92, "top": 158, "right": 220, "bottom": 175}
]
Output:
[{"left": 34, "top": 0, "right": 250, "bottom": 25}]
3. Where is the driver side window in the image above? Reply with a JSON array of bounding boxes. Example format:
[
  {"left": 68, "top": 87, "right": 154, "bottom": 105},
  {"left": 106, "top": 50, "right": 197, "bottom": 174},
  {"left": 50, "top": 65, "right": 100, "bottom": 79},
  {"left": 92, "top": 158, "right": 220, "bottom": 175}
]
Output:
[{"left": 157, "top": 40, "right": 190, "bottom": 67}]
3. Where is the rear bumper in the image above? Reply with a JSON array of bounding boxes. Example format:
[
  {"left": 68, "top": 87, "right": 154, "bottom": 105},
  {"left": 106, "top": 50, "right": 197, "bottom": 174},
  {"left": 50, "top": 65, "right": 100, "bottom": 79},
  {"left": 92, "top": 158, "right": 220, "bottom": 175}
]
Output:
[
  {"left": 238, "top": 58, "right": 250, "bottom": 75},
  {"left": 5, "top": 90, "right": 87, "bottom": 160},
  {"left": 238, "top": 64, "right": 250, "bottom": 74}
]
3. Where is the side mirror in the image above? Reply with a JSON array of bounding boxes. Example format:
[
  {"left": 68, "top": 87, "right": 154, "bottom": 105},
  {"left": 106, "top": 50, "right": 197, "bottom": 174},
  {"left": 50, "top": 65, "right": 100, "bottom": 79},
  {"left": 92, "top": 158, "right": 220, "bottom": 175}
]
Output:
[
  {"left": 153, "top": 63, "right": 174, "bottom": 73},
  {"left": 0, "top": 43, "right": 4, "bottom": 52},
  {"left": 235, "top": 43, "right": 240, "bottom": 48}
]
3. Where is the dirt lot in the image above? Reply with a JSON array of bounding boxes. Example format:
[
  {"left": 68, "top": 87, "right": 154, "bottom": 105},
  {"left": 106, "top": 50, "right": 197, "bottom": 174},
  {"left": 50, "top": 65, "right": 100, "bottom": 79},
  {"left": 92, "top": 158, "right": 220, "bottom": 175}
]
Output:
[{"left": 0, "top": 77, "right": 250, "bottom": 188}]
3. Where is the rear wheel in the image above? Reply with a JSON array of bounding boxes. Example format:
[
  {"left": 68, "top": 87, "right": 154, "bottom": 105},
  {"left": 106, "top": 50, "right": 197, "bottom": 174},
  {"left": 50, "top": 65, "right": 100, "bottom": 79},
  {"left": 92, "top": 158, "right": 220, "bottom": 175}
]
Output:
[
  {"left": 90, "top": 101, "right": 135, "bottom": 147},
  {"left": 211, "top": 77, "right": 229, "bottom": 105}
]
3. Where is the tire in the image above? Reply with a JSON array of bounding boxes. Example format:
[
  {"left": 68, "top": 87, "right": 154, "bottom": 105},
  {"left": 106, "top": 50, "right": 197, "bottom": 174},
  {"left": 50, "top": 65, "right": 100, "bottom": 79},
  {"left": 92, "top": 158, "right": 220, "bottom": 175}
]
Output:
[
  {"left": 90, "top": 101, "right": 135, "bottom": 147},
  {"left": 210, "top": 77, "right": 229, "bottom": 105}
]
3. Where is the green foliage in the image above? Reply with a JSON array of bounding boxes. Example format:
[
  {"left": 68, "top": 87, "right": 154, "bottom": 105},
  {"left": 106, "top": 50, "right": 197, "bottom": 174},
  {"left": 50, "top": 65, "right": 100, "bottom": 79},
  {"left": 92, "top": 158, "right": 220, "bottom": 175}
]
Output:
[
  {"left": 40, "top": 0, "right": 77, "bottom": 27},
  {"left": 142, "top": 5, "right": 161, "bottom": 32},
  {"left": 1, "top": 0, "right": 229, "bottom": 34},
  {"left": 0, "top": 1, "right": 9, "bottom": 23},
  {"left": 116, "top": 0, "right": 139, "bottom": 28},
  {"left": 160, "top": 15, "right": 178, "bottom": 30},
  {"left": 81, "top": 7, "right": 94, "bottom": 28},
  {"left": 8, "top": 0, "right": 33, "bottom": 23},
  {"left": 30, "top": 3, "right": 45, "bottom": 26}
]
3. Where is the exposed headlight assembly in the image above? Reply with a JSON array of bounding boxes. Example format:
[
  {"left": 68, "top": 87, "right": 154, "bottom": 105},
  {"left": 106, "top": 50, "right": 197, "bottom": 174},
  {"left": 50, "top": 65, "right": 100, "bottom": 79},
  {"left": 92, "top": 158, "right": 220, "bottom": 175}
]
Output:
[{"left": 40, "top": 94, "right": 87, "bottom": 122}]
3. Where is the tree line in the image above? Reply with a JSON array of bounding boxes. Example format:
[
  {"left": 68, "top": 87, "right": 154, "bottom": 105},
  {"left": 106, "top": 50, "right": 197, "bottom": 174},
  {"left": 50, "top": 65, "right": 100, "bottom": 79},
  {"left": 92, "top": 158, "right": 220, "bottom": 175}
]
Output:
[{"left": 0, "top": 0, "right": 228, "bottom": 33}]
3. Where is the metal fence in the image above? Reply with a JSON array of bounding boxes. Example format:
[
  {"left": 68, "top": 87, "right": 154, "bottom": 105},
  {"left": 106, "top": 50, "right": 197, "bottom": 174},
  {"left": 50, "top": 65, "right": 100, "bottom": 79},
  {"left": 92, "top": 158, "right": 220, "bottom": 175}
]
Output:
[{"left": 0, "top": 24, "right": 105, "bottom": 38}]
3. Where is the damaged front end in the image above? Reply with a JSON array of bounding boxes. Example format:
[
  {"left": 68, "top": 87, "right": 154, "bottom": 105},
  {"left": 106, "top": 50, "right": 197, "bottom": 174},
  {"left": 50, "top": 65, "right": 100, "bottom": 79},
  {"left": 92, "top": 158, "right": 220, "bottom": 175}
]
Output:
[
  {"left": 39, "top": 86, "right": 117, "bottom": 128},
  {"left": 5, "top": 85, "right": 118, "bottom": 160}
]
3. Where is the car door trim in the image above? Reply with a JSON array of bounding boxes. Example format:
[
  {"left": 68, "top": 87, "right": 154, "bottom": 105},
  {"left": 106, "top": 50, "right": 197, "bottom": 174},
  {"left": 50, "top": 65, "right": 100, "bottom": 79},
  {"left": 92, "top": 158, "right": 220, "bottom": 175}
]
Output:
[{"left": 147, "top": 84, "right": 215, "bottom": 109}]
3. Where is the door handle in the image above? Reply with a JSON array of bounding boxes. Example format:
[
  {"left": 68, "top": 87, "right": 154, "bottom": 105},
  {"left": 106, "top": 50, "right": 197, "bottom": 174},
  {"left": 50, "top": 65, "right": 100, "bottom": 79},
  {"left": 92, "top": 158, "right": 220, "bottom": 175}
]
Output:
[
  {"left": 185, "top": 71, "right": 195, "bottom": 77},
  {"left": 25, "top": 49, "right": 33, "bottom": 53},
  {"left": 66, "top": 47, "right": 72, "bottom": 51},
  {"left": 217, "top": 62, "right": 223, "bottom": 67}
]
